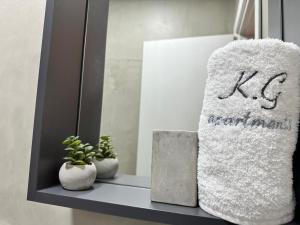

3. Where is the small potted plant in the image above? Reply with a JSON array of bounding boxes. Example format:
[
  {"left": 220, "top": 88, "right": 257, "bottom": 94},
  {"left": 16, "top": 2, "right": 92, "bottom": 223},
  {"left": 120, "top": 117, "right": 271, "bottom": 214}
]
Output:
[
  {"left": 59, "top": 136, "right": 97, "bottom": 190},
  {"left": 93, "top": 136, "right": 119, "bottom": 179}
]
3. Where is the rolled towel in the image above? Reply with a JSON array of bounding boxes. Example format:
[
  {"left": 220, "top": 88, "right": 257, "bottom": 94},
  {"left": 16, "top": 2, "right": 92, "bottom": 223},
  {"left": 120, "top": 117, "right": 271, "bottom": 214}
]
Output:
[{"left": 198, "top": 39, "right": 300, "bottom": 225}]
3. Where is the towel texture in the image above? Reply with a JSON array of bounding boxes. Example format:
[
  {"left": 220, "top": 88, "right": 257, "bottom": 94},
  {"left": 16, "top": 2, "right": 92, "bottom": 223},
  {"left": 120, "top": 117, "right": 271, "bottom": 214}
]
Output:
[{"left": 198, "top": 39, "right": 300, "bottom": 225}]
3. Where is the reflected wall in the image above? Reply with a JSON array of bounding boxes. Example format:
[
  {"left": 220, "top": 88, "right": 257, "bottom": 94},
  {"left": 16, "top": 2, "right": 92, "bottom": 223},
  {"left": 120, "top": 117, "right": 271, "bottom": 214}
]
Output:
[{"left": 100, "top": 0, "right": 237, "bottom": 175}]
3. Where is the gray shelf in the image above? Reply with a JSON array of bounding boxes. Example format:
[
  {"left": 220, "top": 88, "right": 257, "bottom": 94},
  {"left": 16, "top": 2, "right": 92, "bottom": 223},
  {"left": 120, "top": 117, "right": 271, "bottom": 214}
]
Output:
[
  {"left": 29, "top": 176, "right": 299, "bottom": 225},
  {"left": 34, "top": 181, "right": 225, "bottom": 225},
  {"left": 96, "top": 174, "right": 151, "bottom": 188}
]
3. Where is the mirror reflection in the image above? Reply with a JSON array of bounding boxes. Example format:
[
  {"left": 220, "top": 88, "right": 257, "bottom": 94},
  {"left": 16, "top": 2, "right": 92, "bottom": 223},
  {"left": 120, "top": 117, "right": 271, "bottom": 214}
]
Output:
[{"left": 100, "top": 0, "right": 246, "bottom": 176}]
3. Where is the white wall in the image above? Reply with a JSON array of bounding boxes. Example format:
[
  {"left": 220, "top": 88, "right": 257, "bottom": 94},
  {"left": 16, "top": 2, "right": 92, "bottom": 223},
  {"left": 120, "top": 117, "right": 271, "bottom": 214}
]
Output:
[{"left": 136, "top": 35, "right": 233, "bottom": 176}]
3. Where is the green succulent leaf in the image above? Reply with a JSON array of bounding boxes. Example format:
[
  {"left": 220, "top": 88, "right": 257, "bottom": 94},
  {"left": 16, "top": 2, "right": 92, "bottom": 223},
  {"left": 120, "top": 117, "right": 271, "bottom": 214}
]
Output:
[
  {"left": 86, "top": 156, "right": 93, "bottom": 162},
  {"left": 62, "top": 136, "right": 98, "bottom": 165},
  {"left": 74, "top": 151, "right": 84, "bottom": 155},
  {"left": 74, "top": 160, "right": 86, "bottom": 165},
  {"left": 74, "top": 151, "right": 84, "bottom": 160},
  {"left": 95, "top": 152, "right": 104, "bottom": 161},
  {"left": 85, "top": 146, "right": 94, "bottom": 151},
  {"left": 86, "top": 152, "right": 95, "bottom": 158},
  {"left": 63, "top": 157, "right": 76, "bottom": 162}
]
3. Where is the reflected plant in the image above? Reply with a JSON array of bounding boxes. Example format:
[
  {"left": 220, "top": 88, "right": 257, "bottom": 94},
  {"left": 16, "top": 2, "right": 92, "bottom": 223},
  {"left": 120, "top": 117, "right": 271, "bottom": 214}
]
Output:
[
  {"left": 62, "top": 136, "right": 96, "bottom": 165},
  {"left": 95, "top": 136, "right": 117, "bottom": 160}
]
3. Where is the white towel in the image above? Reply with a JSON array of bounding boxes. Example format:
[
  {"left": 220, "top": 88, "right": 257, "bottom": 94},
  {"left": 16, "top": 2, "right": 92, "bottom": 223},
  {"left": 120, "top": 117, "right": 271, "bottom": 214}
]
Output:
[{"left": 198, "top": 39, "right": 300, "bottom": 225}]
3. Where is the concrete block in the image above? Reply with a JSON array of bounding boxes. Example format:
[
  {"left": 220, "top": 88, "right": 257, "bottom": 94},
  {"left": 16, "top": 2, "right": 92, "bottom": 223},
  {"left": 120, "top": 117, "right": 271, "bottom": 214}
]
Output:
[{"left": 151, "top": 130, "right": 198, "bottom": 207}]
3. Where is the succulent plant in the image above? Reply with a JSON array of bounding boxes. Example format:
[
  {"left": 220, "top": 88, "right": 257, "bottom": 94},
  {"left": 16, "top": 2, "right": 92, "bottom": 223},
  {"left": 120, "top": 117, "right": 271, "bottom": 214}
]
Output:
[
  {"left": 95, "top": 136, "right": 117, "bottom": 160},
  {"left": 62, "top": 136, "right": 96, "bottom": 165}
]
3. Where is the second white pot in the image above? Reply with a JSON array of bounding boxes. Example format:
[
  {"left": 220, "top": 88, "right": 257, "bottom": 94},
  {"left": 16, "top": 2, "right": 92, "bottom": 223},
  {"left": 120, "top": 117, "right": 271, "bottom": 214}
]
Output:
[{"left": 93, "top": 158, "right": 119, "bottom": 179}]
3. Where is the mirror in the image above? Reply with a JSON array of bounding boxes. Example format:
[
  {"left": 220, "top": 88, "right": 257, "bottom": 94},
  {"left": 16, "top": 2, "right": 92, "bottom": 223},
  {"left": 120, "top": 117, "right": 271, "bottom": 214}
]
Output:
[{"left": 99, "top": 0, "right": 253, "bottom": 177}]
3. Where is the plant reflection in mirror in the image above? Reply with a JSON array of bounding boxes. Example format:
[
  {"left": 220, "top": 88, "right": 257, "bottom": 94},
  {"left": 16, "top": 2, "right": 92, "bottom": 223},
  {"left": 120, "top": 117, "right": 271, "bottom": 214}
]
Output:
[{"left": 95, "top": 136, "right": 117, "bottom": 160}]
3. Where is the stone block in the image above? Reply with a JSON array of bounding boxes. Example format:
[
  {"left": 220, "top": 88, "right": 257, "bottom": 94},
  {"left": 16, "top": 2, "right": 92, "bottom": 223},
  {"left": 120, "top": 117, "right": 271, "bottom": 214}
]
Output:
[{"left": 151, "top": 130, "right": 198, "bottom": 207}]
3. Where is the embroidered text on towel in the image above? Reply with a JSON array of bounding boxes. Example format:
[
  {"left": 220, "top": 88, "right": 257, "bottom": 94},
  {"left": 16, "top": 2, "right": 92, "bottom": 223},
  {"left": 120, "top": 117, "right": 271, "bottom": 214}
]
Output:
[
  {"left": 218, "top": 71, "right": 288, "bottom": 110},
  {"left": 207, "top": 112, "right": 292, "bottom": 130}
]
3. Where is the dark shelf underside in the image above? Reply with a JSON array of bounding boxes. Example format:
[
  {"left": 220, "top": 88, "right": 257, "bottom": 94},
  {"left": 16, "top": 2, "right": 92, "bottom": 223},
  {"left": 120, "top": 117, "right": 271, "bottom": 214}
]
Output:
[{"left": 29, "top": 175, "right": 299, "bottom": 225}]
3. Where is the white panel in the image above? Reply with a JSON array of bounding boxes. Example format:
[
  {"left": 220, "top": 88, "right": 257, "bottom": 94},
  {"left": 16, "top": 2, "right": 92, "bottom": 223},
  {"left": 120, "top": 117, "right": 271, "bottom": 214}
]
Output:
[{"left": 136, "top": 34, "right": 233, "bottom": 176}]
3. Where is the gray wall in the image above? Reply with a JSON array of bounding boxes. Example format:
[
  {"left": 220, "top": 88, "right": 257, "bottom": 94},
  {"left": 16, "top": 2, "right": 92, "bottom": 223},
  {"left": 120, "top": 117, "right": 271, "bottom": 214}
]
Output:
[
  {"left": 101, "top": 0, "right": 236, "bottom": 174},
  {"left": 0, "top": 0, "right": 162, "bottom": 225}
]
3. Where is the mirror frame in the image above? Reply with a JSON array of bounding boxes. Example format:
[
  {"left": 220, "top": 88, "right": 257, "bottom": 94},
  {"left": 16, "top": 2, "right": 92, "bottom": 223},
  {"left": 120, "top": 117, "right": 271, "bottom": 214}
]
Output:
[
  {"left": 28, "top": 0, "right": 87, "bottom": 194},
  {"left": 27, "top": 0, "right": 300, "bottom": 224},
  {"left": 27, "top": 0, "right": 109, "bottom": 197}
]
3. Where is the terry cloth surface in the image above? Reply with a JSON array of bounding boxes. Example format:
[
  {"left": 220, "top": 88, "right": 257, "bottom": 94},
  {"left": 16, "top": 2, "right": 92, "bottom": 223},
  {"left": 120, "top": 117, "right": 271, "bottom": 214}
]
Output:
[{"left": 197, "top": 39, "right": 300, "bottom": 225}]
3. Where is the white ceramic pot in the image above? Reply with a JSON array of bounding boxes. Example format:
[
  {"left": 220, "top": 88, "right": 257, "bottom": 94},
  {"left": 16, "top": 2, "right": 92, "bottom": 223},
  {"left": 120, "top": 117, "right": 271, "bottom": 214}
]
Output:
[
  {"left": 93, "top": 158, "right": 119, "bottom": 179},
  {"left": 59, "top": 162, "right": 97, "bottom": 190}
]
